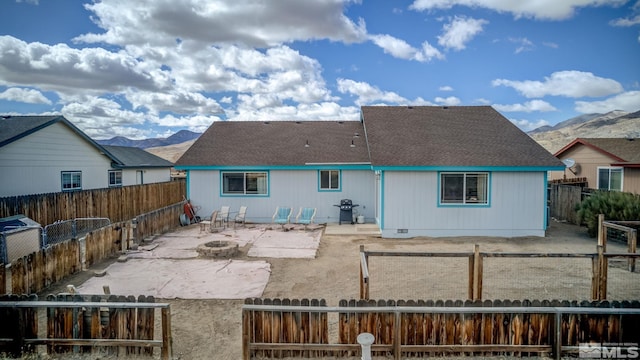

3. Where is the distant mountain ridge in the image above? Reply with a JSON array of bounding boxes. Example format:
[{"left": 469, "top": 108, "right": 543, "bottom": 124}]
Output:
[
  {"left": 528, "top": 109, "right": 640, "bottom": 153},
  {"left": 96, "top": 130, "right": 201, "bottom": 149}
]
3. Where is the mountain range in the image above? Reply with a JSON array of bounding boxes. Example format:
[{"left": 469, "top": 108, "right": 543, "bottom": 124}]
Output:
[
  {"left": 96, "top": 129, "right": 201, "bottom": 149},
  {"left": 528, "top": 109, "right": 640, "bottom": 153},
  {"left": 108, "top": 110, "right": 639, "bottom": 163}
]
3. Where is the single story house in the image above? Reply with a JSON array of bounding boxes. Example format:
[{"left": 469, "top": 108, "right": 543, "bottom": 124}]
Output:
[
  {"left": 551, "top": 138, "right": 640, "bottom": 194},
  {"left": 175, "top": 106, "right": 564, "bottom": 238},
  {"left": 0, "top": 115, "right": 173, "bottom": 197}
]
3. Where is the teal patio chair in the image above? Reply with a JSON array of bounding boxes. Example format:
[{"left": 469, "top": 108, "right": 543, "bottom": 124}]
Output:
[
  {"left": 272, "top": 207, "right": 292, "bottom": 229},
  {"left": 295, "top": 207, "right": 316, "bottom": 231}
]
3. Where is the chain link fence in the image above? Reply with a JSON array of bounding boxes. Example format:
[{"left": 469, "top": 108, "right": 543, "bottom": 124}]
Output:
[
  {"left": 43, "top": 218, "right": 111, "bottom": 246},
  {"left": 1, "top": 218, "right": 111, "bottom": 263}
]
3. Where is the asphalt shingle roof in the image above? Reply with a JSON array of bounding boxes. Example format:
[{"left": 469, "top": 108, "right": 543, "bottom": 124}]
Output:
[
  {"left": 362, "top": 106, "right": 563, "bottom": 167},
  {"left": 177, "top": 121, "right": 369, "bottom": 166},
  {"left": 0, "top": 115, "right": 65, "bottom": 147},
  {"left": 560, "top": 138, "right": 640, "bottom": 164},
  {"left": 102, "top": 145, "right": 173, "bottom": 168}
]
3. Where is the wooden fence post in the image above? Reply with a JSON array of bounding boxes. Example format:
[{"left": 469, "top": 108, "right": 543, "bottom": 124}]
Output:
[
  {"left": 591, "top": 254, "right": 599, "bottom": 300},
  {"left": 473, "top": 245, "right": 482, "bottom": 300},
  {"left": 629, "top": 229, "right": 637, "bottom": 272},
  {"left": 161, "top": 307, "right": 173, "bottom": 360}
]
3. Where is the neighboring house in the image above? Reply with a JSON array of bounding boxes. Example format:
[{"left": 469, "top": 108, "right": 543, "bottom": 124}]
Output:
[
  {"left": 551, "top": 138, "right": 640, "bottom": 194},
  {"left": 175, "top": 106, "right": 564, "bottom": 238},
  {"left": 101, "top": 145, "right": 174, "bottom": 186},
  {"left": 0, "top": 115, "right": 173, "bottom": 197}
]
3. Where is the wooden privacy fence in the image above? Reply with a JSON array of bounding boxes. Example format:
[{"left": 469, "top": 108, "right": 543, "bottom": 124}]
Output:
[
  {"left": 0, "top": 180, "right": 185, "bottom": 226},
  {"left": 360, "top": 244, "right": 640, "bottom": 302},
  {"left": 2, "top": 202, "right": 184, "bottom": 295},
  {"left": 242, "top": 298, "right": 640, "bottom": 360},
  {"left": 0, "top": 294, "right": 172, "bottom": 359},
  {"left": 548, "top": 183, "right": 585, "bottom": 224}
]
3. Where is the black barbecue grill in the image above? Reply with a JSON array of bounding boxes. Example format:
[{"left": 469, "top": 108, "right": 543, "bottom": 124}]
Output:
[{"left": 334, "top": 199, "right": 359, "bottom": 225}]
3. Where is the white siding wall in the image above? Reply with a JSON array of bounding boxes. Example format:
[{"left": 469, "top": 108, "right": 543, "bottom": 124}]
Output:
[
  {"left": 187, "top": 169, "right": 375, "bottom": 224},
  {"left": 121, "top": 168, "right": 171, "bottom": 185},
  {"left": 0, "top": 123, "right": 112, "bottom": 197},
  {"left": 381, "top": 171, "right": 547, "bottom": 238}
]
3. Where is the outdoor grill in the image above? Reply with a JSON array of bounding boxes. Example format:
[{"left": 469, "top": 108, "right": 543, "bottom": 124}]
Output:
[{"left": 334, "top": 199, "right": 359, "bottom": 225}]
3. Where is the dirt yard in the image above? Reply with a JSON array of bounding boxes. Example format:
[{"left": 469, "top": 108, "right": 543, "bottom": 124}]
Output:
[{"left": 40, "top": 221, "right": 638, "bottom": 359}]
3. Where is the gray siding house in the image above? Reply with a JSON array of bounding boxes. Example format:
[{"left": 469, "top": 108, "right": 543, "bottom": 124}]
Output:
[
  {"left": 0, "top": 115, "right": 173, "bottom": 197},
  {"left": 176, "top": 106, "right": 564, "bottom": 238}
]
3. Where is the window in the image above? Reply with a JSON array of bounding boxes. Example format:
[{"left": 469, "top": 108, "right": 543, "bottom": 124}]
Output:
[
  {"left": 61, "top": 171, "right": 82, "bottom": 191},
  {"left": 440, "top": 172, "right": 488, "bottom": 205},
  {"left": 319, "top": 170, "right": 340, "bottom": 191},
  {"left": 222, "top": 171, "right": 268, "bottom": 195},
  {"left": 598, "top": 167, "right": 623, "bottom": 191},
  {"left": 109, "top": 170, "right": 122, "bottom": 187}
]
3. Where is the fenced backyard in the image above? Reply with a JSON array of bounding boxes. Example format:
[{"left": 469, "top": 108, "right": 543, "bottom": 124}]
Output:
[{"left": 0, "top": 181, "right": 187, "bottom": 295}]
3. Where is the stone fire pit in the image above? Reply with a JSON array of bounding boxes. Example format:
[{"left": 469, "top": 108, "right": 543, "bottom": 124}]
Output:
[{"left": 196, "top": 240, "right": 239, "bottom": 258}]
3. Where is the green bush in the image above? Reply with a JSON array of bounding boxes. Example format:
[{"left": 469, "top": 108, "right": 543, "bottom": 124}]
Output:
[{"left": 576, "top": 190, "right": 640, "bottom": 237}]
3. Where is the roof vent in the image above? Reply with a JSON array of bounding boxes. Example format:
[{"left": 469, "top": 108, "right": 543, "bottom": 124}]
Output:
[
  {"left": 295, "top": 121, "right": 301, "bottom": 124},
  {"left": 442, "top": 106, "right": 449, "bottom": 109},
  {"left": 338, "top": 121, "right": 344, "bottom": 124},
  {"left": 263, "top": 121, "right": 270, "bottom": 124},
  {"left": 407, "top": 106, "right": 413, "bottom": 109}
]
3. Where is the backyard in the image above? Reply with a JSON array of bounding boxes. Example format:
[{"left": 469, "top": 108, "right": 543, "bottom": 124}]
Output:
[{"left": 40, "top": 220, "right": 638, "bottom": 359}]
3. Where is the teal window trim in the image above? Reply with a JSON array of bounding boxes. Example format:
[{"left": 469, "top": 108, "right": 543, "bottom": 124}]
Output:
[
  {"left": 437, "top": 171, "right": 491, "bottom": 208},
  {"left": 220, "top": 170, "right": 270, "bottom": 197},
  {"left": 318, "top": 170, "right": 342, "bottom": 192}
]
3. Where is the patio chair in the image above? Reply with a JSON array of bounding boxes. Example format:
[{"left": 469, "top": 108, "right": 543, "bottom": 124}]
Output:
[
  {"left": 233, "top": 206, "right": 248, "bottom": 228},
  {"left": 217, "top": 206, "right": 230, "bottom": 228},
  {"left": 295, "top": 207, "right": 316, "bottom": 231},
  {"left": 199, "top": 210, "right": 219, "bottom": 233},
  {"left": 272, "top": 206, "right": 292, "bottom": 229}
]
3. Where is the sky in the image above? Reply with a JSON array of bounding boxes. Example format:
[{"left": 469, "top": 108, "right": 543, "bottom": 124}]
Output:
[{"left": 0, "top": 0, "right": 639, "bottom": 140}]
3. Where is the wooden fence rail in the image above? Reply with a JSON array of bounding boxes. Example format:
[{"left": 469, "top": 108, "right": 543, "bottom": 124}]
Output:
[
  {"left": 0, "top": 180, "right": 185, "bottom": 227},
  {"left": 360, "top": 244, "right": 640, "bottom": 302},
  {"left": 0, "top": 294, "right": 172, "bottom": 359},
  {"left": 242, "top": 298, "right": 640, "bottom": 360}
]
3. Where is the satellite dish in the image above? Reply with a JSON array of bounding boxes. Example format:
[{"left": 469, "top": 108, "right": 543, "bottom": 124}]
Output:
[
  {"left": 562, "top": 158, "right": 580, "bottom": 175},
  {"left": 562, "top": 158, "right": 575, "bottom": 168}
]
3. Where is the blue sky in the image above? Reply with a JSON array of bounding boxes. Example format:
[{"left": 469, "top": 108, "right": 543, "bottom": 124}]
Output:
[{"left": 0, "top": 0, "right": 639, "bottom": 140}]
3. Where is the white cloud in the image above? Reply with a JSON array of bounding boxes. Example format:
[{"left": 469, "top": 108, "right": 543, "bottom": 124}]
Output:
[
  {"left": 337, "top": 78, "right": 443, "bottom": 106},
  {"left": 337, "top": 78, "right": 408, "bottom": 105},
  {"left": 16, "top": 0, "right": 39, "bottom": 4},
  {"left": 439, "top": 85, "right": 454, "bottom": 91},
  {"left": 492, "top": 71, "right": 623, "bottom": 98},
  {"left": 509, "top": 118, "right": 550, "bottom": 132},
  {"left": 610, "top": 15, "right": 640, "bottom": 26},
  {"left": 0, "top": 36, "right": 171, "bottom": 95},
  {"left": 434, "top": 96, "right": 461, "bottom": 105},
  {"left": 369, "top": 34, "right": 443, "bottom": 62},
  {"left": 575, "top": 91, "right": 640, "bottom": 113},
  {"left": 493, "top": 100, "right": 558, "bottom": 113},
  {"left": 409, "top": 0, "right": 627, "bottom": 20},
  {"left": 437, "top": 16, "right": 488, "bottom": 50},
  {"left": 509, "top": 37, "right": 534, "bottom": 54},
  {"left": 229, "top": 97, "right": 360, "bottom": 121},
  {"left": 0, "top": 87, "right": 51, "bottom": 104},
  {"left": 125, "top": 90, "right": 223, "bottom": 115},
  {"left": 75, "top": 0, "right": 368, "bottom": 48}
]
